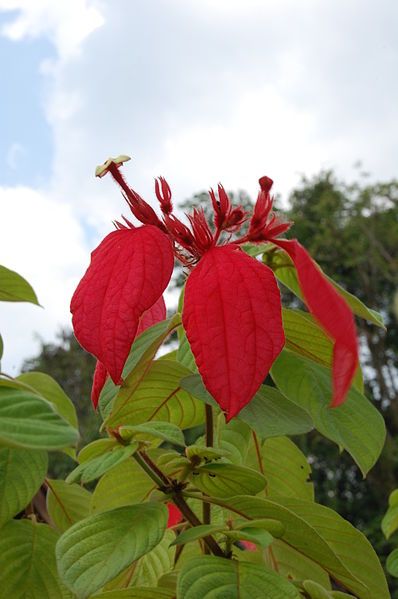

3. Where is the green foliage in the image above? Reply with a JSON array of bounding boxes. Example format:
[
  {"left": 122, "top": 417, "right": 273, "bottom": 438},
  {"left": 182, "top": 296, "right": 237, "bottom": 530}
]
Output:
[
  {"left": 0, "top": 447, "right": 47, "bottom": 526},
  {"left": 0, "top": 519, "right": 71, "bottom": 598},
  {"left": 271, "top": 350, "right": 386, "bottom": 475},
  {"left": 0, "top": 264, "right": 40, "bottom": 304},
  {"left": 0, "top": 385, "right": 78, "bottom": 450},
  {"left": 177, "top": 556, "right": 301, "bottom": 598},
  {"left": 46, "top": 478, "right": 91, "bottom": 532},
  {"left": 56, "top": 503, "right": 168, "bottom": 597}
]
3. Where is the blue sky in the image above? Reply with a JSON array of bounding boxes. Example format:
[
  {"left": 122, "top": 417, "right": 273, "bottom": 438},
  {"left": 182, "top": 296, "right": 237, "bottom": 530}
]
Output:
[
  {"left": 0, "top": 0, "right": 397, "bottom": 373},
  {"left": 0, "top": 31, "right": 53, "bottom": 185}
]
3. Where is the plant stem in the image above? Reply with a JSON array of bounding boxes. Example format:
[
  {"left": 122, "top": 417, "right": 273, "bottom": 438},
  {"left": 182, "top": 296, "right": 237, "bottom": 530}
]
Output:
[
  {"left": 205, "top": 403, "right": 214, "bottom": 447},
  {"left": 172, "top": 494, "right": 224, "bottom": 557},
  {"left": 133, "top": 452, "right": 169, "bottom": 489},
  {"left": 132, "top": 447, "right": 225, "bottom": 558},
  {"left": 203, "top": 404, "right": 214, "bottom": 540}
]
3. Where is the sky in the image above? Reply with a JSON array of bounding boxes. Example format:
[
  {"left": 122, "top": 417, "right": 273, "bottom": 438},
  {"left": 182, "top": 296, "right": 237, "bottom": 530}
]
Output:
[{"left": 0, "top": 0, "right": 397, "bottom": 374}]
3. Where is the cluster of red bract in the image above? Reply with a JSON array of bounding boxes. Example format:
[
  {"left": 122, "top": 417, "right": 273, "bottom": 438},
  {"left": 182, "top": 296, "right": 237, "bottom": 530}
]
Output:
[{"left": 70, "top": 156, "right": 358, "bottom": 420}]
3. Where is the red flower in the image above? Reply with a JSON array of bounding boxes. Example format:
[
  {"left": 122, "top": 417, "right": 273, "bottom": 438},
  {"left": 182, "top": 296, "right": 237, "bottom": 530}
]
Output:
[
  {"left": 71, "top": 157, "right": 359, "bottom": 420},
  {"left": 166, "top": 503, "right": 183, "bottom": 528}
]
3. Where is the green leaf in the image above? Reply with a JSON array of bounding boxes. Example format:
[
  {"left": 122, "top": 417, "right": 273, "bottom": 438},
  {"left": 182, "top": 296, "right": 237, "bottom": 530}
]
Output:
[
  {"left": 0, "top": 385, "right": 79, "bottom": 450},
  {"left": 303, "top": 580, "right": 334, "bottom": 599},
  {"left": 0, "top": 519, "right": 71, "bottom": 598},
  {"left": 386, "top": 548, "right": 398, "bottom": 577},
  {"left": 90, "top": 589, "right": 175, "bottom": 598},
  {"left": 217, "top": 418, "right": 251, "bottom": 465},
  {"left": 242, "top": 242, "right": 273, "bottom": 257},
  {"left": 381, "top": 489, "right": 398, "bottom": 538},
  {"left": 78, "top": 438, "right": 118, "bottom": 462},
  {"left": 119, "top": 421, "right": 186, "bottom": 447},
  {"left": 66, "top": 443, "right": 138, "bottom": 484},
  {"left": 56, "top": 503, "right": 168, "bottom": 598},
  {"left": 0, "top": 264, "right": 40, "bottom": 304},
  {"left": 225, "top": 527, "right": 274, "bottom": 548},
  {"left": 17, "top": 371, "right": 78, "bottom": 428},
  {"left": 235, "top": 517, "right": 285, "bottom": 537},
  {"left": 177, "top": 556, "right": 300, "bottom": 598},
  {"left": 176, "top": 328, "right": 197, "bottom": 372},
  {"left": 186, "top": 444, "right": 231, "bottom": 462},
  {"left": 191, "top": 462, "right": 266, "bottom": 498},
  {"left": 271, "top": 350, "right": 386, "bottom": 475},
  {"left": 91, "top": 455, "right": 158, "bottom": 514},
  {"left": 221, "top": 495, "right": 389, "bottom": 599},
  {"left": 171, "top": 524, "right": 224, "bottom": 546},
  {"left": 99, "top": 315, "right": 181, "bottom": 418},
  {"left": 247, "top": 435, "right": 314, "bottom": 500},
  {"left": 46, "top": 478, "right": 91, "bottom": 533},
  {"left": 0, "top": 447, "right": 48, "bottom": 526},
  {"left": 282, "top": 308, "right": 363, "bottom": 392},
  {"left": 127, "top": 529, "right": 176, "bottom": 588},
  {"left": 268, "top": 249, "right": 385, "bottom": 328},
  {"left": 269, "top": 540, "right": 331, "bottom": 589},
  {"left": 181, "top": 374, "right": 313, "bottom": 438},
  {"left": 105, "top": 360, "right": 204, "bottom": 430}
]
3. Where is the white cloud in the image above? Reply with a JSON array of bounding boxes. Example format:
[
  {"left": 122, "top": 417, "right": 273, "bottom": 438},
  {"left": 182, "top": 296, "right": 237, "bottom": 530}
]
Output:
[
  {"left": 0, "top": 0, "right": 104, "bottom": 59},
  {"left": 0, "top": 186, "right": 88, "bottom": 373}
]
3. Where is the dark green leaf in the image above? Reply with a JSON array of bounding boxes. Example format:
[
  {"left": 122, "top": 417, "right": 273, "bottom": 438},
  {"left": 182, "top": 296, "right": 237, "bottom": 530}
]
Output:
[
  {"left": 0, "top": 447, "right": 48, "bottom": 526},
  {"left": 381, "top": 489, "right": 398, "bottom": 539},
  {"left": 0, "top": 264, "right": 40, "bottom": 304},
  {"left": 271, "top": 350, "right": 385, "bottom": 475},
  {"left": 56, "top": 503, "right": 168, "bottom": 598},
  {"left": 181, "top": 374, "right": 313, "bottom": 438},
  {"left": 221, "top": 495, "right": 389, "bottom": 599},
  {"left": 386, "top": 549, "right": 398, "bottom": 577}
]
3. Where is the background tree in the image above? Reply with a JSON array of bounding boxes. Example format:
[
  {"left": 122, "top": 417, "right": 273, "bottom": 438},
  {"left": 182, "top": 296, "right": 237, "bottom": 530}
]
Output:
[{"left": 285, "top": 171, "right": 398, "bottom": 574}]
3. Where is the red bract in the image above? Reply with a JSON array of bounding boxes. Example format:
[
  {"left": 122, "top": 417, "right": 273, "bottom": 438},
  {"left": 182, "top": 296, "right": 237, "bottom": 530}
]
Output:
[
  {"left": 182, "top": 245, "right": 284, "bottom": 420},
  {"left": 272, "top": 239, "right": 358, "bottom": 406},
  {"left": 71, "top": 157, "right": 359, "bottom": 420},
  {"left": 166, "top": 503, "right": 183, "bottom": 528},
  {"left": 90, "top": 296, "right": 167, "bottom": 409},
  {"left": 71, "top": 225, "right": 173, "bottom": 385}
]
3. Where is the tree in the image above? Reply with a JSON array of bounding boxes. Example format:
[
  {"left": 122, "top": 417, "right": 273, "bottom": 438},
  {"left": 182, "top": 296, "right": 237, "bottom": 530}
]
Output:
[{"left": 286, "top": 171, "right": 398, "bottom": 584}]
